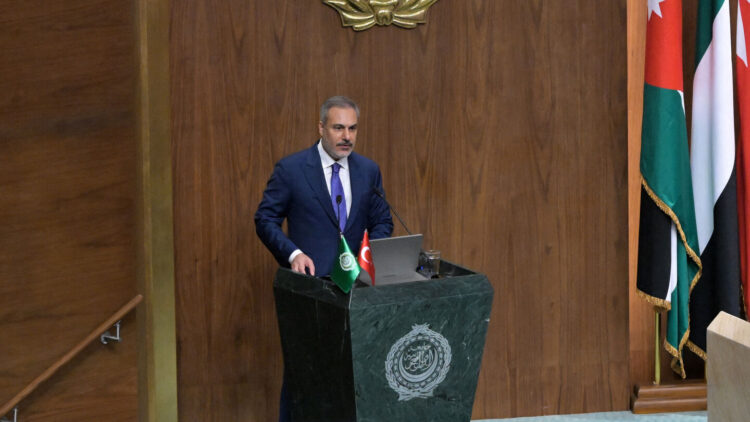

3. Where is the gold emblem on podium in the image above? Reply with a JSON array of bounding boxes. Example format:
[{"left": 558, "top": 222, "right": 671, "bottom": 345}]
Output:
[{"left": 323, "top": 0, "right": 439, "bottom": 31}]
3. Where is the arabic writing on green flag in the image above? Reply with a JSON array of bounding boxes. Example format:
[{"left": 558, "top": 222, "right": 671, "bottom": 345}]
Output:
[{"left": 331, "top": 235, "right": 360, "bottom": 293}]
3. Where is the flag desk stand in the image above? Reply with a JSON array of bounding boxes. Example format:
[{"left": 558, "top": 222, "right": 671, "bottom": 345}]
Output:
[
  {"left": 630, "top": 381, "right": 706, "bottom": 414},
  {"left": 272, "top": 260, "right": 493, "bottom": 422},
  {"left": 631, "top": 312, "right": 706, "bottom": 414}
]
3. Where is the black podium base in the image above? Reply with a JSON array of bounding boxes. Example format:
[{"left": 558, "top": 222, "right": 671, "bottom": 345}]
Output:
[{"left": 274, "top": 261, "right": 493, "bottom": 422}]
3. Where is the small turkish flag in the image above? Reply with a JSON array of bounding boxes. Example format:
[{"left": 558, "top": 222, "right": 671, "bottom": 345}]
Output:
[{"left": 358, "top": 229, "right": 375, "bottom": 285}]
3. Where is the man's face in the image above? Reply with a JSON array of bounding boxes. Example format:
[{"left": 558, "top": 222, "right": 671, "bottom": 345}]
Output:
[{"left": 319, "top": 106, "right": 358, "bottom": 160}]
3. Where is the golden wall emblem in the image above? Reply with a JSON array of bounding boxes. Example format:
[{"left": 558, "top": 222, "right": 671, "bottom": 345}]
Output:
[{"left": 323, "top": 0, "right": 440, "bottom": 31}]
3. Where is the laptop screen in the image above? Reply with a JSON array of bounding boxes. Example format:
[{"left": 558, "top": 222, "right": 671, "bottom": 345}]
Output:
[{"left": 368, "top": 234, "right": 427, "bottom": 285}]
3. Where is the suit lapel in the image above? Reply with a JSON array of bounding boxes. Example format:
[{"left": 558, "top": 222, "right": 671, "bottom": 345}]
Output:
[
  {"left": 346, "top": 154, "right": 363, "bottom": 232},
  {"left": 303, "top": 144, "right": 339, "bottom": 229}
]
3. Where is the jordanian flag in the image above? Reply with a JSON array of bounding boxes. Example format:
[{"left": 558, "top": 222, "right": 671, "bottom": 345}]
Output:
[
  {"left": 688, "top": 0, "right": 741, "bottom": 358},
  {"left": 736, "top": 0, "right": 750, "bottom": 319},
  {"left": 637, "top": 0, "right": 702, "bottom": 378},
  {"left": 331, "top": 235, "right": 360, "bottom": 293}
]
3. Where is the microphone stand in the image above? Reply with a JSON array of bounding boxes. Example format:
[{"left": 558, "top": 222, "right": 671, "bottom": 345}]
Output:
[{"left": 372, "top": 187, "right": 412, "bottom": 235}]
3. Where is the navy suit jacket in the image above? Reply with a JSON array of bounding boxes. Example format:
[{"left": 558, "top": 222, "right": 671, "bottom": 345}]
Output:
[{"left": 255, "top": 143, "right": 393, "bottom": 276}]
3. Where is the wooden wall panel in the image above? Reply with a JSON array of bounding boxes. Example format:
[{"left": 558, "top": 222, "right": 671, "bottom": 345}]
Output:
[
  {"left": 15, "top": 315, "right": 138, "bottom": 422},
  {"left": 0, "top": 0, "right": 138, "bottom": 420},
  {"left": 627, "top": 0, "right": 653, "bottom": 387},
  {"left": 172, "top": 0, "right": 628, "bottom": 419}
]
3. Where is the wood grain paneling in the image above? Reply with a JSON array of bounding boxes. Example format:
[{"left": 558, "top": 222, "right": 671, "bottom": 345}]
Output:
[
  {"left": 0, "top": 0, "right": 138, "bottom": 419},
  {"left": 627, "top": 0, "right": 653, "bottom": 387},
  {"left": 135, "top": 0, "right": 179, "bottom": 419},
  {"left": 172, "top": 0, "right": 628, "bottom": 419},
  {"left": 13, "top": 314, "right": 138, "bottom": 422}
]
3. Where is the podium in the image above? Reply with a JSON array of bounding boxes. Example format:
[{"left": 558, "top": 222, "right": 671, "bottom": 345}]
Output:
[{"left": 273, "top": 260, "right": 494, "bottom": 422}]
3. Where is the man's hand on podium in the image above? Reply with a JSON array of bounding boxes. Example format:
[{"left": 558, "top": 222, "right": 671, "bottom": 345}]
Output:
[{"left": 291, "top": 253, "right": 315, "bottom": 276}]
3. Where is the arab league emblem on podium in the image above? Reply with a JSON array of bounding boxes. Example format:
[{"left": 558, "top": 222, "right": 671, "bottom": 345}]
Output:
[
  {"left": 385, "top": 324, "right": 452, "bottom": 401},
  {"left": 323, "top": 0, "right": 440, "bottom": 31}
]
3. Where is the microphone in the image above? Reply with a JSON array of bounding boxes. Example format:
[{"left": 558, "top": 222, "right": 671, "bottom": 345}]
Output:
[
  {"left": 335, "top": 195, "right": 343, "bottom": 234},
  {"left": 372, "top": 187, "right": 412, "bottom": 235}
]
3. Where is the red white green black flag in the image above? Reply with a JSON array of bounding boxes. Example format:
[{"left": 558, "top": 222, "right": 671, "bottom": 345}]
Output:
[
  {"left": 687, "top": 0, "right": 741, "bottom": 359},
  {"left": 637, "top": 0, "right": 702, "bottom": 378}
]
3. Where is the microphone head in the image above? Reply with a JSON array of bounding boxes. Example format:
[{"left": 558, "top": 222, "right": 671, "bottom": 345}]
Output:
[{"left": 336, "top": 195, "right": 342, "bottom": 204}]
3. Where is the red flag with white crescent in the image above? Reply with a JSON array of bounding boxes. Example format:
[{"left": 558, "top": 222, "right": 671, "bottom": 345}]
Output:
[{"left": 358, "top": 229, "right": 375, "bottom": 285}]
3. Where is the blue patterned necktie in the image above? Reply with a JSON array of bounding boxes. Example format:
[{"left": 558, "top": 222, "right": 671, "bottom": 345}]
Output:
[{"left": 331, "top": 163, "right": 347, "bottom": 232}]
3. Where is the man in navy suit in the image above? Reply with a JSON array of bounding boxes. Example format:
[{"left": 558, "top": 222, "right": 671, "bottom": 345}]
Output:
[
  {"left": 255, "top": 96, "right": 393, "bottom": 276},
  {"left": 255, "top": 96, "right": 393, "bottom": 421}
]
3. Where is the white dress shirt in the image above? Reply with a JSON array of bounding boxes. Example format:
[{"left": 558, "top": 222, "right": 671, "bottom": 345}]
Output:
[{"left": 288, "top": 140, "right": 352, "bottom": 263}]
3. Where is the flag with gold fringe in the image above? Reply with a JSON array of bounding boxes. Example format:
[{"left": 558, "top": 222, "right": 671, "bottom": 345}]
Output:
[{"left": 637, "top": 0, "right": 702, "bottom": 378}]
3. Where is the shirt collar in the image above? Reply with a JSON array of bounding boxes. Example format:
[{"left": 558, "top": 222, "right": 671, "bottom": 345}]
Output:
[{"left": 317, "top": 139, "right": 348, "bottom": 170}]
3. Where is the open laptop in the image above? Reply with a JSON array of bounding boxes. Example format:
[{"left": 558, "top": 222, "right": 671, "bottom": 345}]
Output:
[{"left": 365, "top": 234, "right": 428, "bottom": 285}]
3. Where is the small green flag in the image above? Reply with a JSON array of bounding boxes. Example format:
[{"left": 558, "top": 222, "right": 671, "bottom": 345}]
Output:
[{"left": 331, "top": 235, "right": 360, "bottom": 293}]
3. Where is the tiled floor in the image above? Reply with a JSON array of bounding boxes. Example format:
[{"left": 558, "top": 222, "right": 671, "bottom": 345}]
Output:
[{"left": 474, "top": 411, "right": 707, "bottom": 422}]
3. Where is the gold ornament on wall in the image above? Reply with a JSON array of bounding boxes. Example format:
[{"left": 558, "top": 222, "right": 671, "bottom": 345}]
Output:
[{"left": 323, "top": 0, "right": 439, "bottom": 31}]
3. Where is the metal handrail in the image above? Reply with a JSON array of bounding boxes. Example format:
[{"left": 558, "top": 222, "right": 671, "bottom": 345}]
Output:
[{"left": 0, "top": 294, "right": 143, "bottom": 417}]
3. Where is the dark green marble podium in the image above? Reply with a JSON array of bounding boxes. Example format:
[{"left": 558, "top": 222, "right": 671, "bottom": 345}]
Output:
[{"left": 273, "top": 260, "right": 494, "bottom": 422}]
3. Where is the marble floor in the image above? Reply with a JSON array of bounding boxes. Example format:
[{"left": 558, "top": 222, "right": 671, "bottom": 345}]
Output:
[{"left": 474, "top": 411, "right": 707, "bottom": 422}]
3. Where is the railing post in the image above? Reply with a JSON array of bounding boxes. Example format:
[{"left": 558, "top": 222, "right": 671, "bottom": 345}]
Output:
[
  {"left": 100, "top": 321, "right": 123, "bottom": 344},
  {"left": 0, "top": 408, "right": 18, "bottom": 422}
]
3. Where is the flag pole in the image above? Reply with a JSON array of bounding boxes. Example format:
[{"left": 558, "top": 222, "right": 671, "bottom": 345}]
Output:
[
  {"left": 654, "top": 310, "right": 661, "bottom": 385},
  {"left": 633, "top": 310, "right": 705, "bottom": 413}
]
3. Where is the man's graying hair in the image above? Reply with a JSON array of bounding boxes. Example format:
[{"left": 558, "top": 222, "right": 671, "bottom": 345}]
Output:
[{"left": 320, "top": 96, "right": 360, "bottom": 125}]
